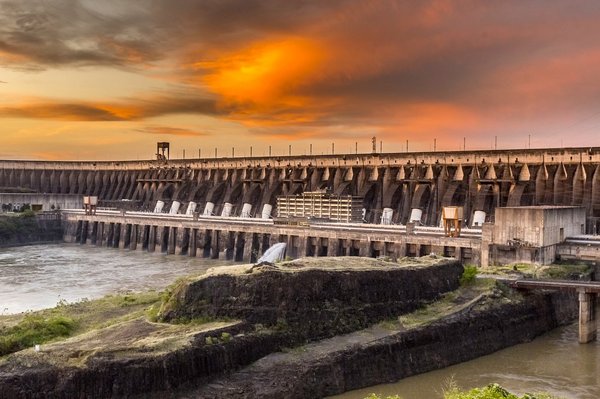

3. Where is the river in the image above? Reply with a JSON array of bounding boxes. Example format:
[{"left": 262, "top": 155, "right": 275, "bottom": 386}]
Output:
[
  {"left": 0, "top": 243, "right": 230, "bottom": 314},
  {"left": 1, "top": 244, "right": 598, "bottom": 398},
  {"left": 330, "top": 323, "right": 599, "bottom": 399}
]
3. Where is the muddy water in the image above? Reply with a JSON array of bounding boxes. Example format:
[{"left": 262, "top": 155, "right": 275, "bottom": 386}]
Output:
[
  {"left": 0, "top": 243, "right": 230, "bottom": 314},
  {"left": 331, "top": 323, "right": 600, "bottom": 399}
]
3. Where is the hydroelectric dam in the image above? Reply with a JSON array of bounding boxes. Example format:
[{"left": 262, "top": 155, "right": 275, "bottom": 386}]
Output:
[{"left": 3, "top": 147, "right": 600, "bottom": 267}]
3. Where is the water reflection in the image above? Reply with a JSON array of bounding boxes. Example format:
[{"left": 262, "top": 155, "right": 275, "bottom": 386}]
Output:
[
  {"left": 0, "top": 244, "right": 231, "bottom": 314},
  {"left": 330, "top": 324, "right": 599, "bottom": 399}
]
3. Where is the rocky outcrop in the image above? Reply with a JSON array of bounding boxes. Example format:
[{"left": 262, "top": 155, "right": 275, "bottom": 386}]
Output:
[
  {"left": 191, "top": 291, "right": 577, "bottom": 399},
  {"left": 0, "top": 257, "right": 578, "bottom": 399},
  {"left": 159, "top": 257, "right": 463, "bottom": 339}
]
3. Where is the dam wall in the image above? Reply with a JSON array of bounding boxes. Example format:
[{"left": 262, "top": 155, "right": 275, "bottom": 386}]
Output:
[{"left": 2, "top": 147, "right": 600, "bottom": 230}]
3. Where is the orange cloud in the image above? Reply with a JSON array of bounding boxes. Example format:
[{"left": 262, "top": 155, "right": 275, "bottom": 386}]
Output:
[{"left": 198, "top": 37, "right": 327, "bottom": 111}]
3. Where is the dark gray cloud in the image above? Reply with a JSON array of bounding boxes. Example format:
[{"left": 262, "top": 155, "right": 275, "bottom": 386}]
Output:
[{"left": 0, "top": 90, "right": 220, "bottom": 120}]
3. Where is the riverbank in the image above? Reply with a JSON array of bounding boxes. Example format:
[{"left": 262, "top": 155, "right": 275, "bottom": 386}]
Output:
[
  {"left": 0, "top": 212, "right": 62, "bottom": 247},
  {"left": 0, "top": 257, "right": 579, "bottom": 398}
]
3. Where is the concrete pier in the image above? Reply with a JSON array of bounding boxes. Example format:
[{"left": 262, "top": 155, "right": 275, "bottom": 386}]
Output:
[
  {"left": 579, "top": 291, "right": 598, "bottom": 344},
  {"left": 513, "top": 279, "right": 600, "bottom": 344},
  {"left": 62, "top": 210, "right": 482, "bottom": 265}
]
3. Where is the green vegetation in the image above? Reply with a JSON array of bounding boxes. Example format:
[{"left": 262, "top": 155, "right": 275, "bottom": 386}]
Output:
[
  {"left": 443, "top": 383, "right": 561, "bottom": 399},
  {"left": 364, "top": 383, "right": 562, "bottom": 399},
  {"left": 394, "top": 277, "right": 502, "bottom": 329},
  {"left": 0, "top": 291, "right": 161, "bottom": 357},
  {"left": 0, "top": 212, "right": 38, "bottom": 240},
  {"left": 460, "top": 265, "right": 478, "bottom": 285},
  {"left": 0, "top": 314, "right": 76, "bottom": 356},
  {"left": 480, "top": 262, "right": 592, "bottom": 280}
]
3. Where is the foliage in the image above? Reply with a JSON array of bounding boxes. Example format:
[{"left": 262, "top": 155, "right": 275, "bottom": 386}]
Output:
[
  {"left": 460, "top": 265, "right": 478, "bottom": 285},
  {"left": 0, "top": 314, "right": 76, "bottom": 356},
  {"left": 220, "top": 332, "right": 232, "bottom": 342},
  {"left": 0, "top": 213, "right": 39, "bottom": 240},
  {"left": 443, "top": 383, "right": 562, "bottom": 399},
  {"left": 364, "top": 383, "right": 562, "bottom": 399}
]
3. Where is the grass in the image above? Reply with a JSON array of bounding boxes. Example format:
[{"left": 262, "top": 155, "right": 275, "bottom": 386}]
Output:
[
  {"left": 364, "top": 382, "right": 563, "bottom": 399},
  {"left": 460, "top": 265, "right": 478, "bottom": 285},
  {"left": 479, "top": 261, "right": 592, "bottom": 280},
  {"left": 393, "top": 278, "right": 507, "bottom": 329},
  {"left": 0, "top": 314, "right": 76, "bottom": 356},
  {"left": 0, "top": 291, "right": 161, "bottom": 357}
]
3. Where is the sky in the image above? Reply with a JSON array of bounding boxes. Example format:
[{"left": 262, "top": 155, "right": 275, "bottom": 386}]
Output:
[{"left": 1, "top": 0, "right": 600, "bottom": 161}]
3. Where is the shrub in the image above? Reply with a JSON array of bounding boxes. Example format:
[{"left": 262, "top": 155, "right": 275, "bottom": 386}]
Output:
[
  {"left": 220, "top": 332, "right": 232, "bottom": 343},
  {"left": 460, "top": 265, "right": 478, "bottom": 285},
  {"left": 0, "top": 314, "right": 76, "bottom": 356},
  {"left": 443, "top": 383, "right": 562, "bottom": 399}
]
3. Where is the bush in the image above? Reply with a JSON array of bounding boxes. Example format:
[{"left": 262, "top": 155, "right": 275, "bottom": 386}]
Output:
[
  {"left": 363, "top": 384, "right": 561, "bottom": 399},
  {"left": 460, "top": 265, "right": 478, "bottom": 285},
  {"left": 0, "top": 314, "right": 76, "bottom": 356},
  {"left": 443, "top": 383, "right": 561, "bottom": 399}
]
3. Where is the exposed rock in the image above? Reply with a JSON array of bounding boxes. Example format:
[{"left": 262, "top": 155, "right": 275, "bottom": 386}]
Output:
[{"left": 159, "top": 257, "right": 463, "bottom": 339}]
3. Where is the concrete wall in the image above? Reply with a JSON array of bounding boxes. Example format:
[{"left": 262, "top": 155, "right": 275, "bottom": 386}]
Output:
[
  {"left": 483, "top": 206, "right": 586, "bottom": 266},
  {"left": 492, "top": 206, "right": 585, "bottom": 247},
  {"left": 2, "top": 146, "right": 600, "bottom": 228},
  {"left": 0, "top": 193, "right": 83, "bottom": 212}
]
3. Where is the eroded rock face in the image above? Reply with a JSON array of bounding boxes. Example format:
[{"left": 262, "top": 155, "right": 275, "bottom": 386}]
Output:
[
  {"left": 192, "top": 291, "right": 578, "bottom": 399},
  {"left": 160, "top": 257, "right": 463, "bottom": 339}
]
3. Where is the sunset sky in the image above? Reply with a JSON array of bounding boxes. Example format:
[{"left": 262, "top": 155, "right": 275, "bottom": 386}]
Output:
[{"left": 1, "top": 0, "right": 600, "bottom": 160}]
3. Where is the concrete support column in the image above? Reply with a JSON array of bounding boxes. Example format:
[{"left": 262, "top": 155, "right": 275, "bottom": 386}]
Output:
[
  {"left": 168, "top": 227, "right": 177, "bottom": 254},
  {"left": 327, "top": 238, "right": 337, "bottom": 257},
  {"left": 97, "top": 222, "right": 105, "bottom": 247},
  {"left": 80, "top": 221, "right": 89, "bottom": 244},
  {"left": 454, "top": 246, "right": 463, "bottom": 262},
  {"left": 234, "top": 232, "right": 245, "bottom": 262},
  {"left": 431, "top": 245, "right": 445, "bottom": 257},
  {"left": 202, "top": 230, "right": 212, "bottom": 258},
  {"left": 189, "top": 229, "right": 198, "bottom": 257},
  {"left": 106, "top": 223, "right": 114, "bottom": 248},
  {"left": 393, "top": 242, "right": 406, "bottom": 258},
  {"left": 243, "top": 233, "right": 255, "bottom": 262},
  {"left": 211, "top": 230, "right": 220, "bottom": 259},
  {"left": 358, "top": 240, "right": 369, "bottom": 257},
  {"left": 119, "top": 224, "right": 129, "bottom": 249},
  {"left": 90, "top": 221, "right": 98, "bottom": 245},
  {"left": 296, "top": 236, "right": 307, "bottom": 258},
  {"left": 225, "top": 231, "right": 236, "bottom": 260},
  {"left": 75, "top": 220, "right": 83, "bottom": 243},
  {"left": 261, "top": 234, "right": 271, "bottom": 256},
  {"left": 579, "top": 291, "right": 597, "bottom": 344},
  {"left": 148, "top": 225, "right": 156, "bottom": 252},
  {"left": 141, "top": 225, "right": 150, "bottom": 251},
  {"left": 129, "top": 224, "right": 138, "bottom": 250}
]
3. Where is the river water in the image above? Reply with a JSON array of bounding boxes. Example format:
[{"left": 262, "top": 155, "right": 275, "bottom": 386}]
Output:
[
  {"left": 331, "top": 324, "right": 600, "bottom": 399},
  {"left": 1, "top": 245, "right": 598, "bottom": 398},
  {"left": 0, "top": 243, "right": 230, "bottom": 314}
]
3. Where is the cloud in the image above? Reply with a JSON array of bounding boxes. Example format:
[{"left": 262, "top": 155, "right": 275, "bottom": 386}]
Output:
[
  {"left": 136, "top": 125, "right": 209, "bottom": 137},
  {"left": 0, "top": 91, "right": 220, "bottom": 121},
  {"left": 2, "top": 0, "right": 600, "bottom": 148}
]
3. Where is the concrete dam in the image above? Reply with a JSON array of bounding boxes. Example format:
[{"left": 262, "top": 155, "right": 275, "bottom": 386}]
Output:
[{"left": 2, "top": 147, "right": 600, "bottom": 228}]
